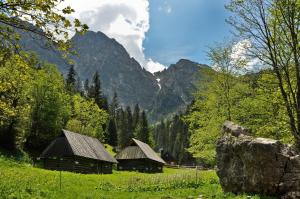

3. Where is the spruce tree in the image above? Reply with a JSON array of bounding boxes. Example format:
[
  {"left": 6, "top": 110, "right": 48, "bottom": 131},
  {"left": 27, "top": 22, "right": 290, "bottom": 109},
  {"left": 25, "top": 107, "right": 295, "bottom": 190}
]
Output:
[
  {"left": 109, "top": 92, "right": 119, "bottom": 118},
  {"left": 169, "top": 115, "right": 180, "bottom": 154},
  {"left": 136, "top": 110, "right": 149, "bottom": 143},
  {"left": 66, "top": 65, "right": 77, "bottom": 93},
  {"left": 106, "top": 118, "right": 118, "bottom": 147},
  {"left": 133, "top": 104, "right": 140, "bottom": 130},
  {"left": 101, "top": 96, "right": 109, "bottom": 111},
  {"left": 89, "top": 71, "right": 102, "bottom": 107},
  {"left": 117, "top": 108, "right": 127, "bottom": 149},
  {"left": 158, "top": 120, "right": 166, "bottom": 148},
  {"left": 125, "top": 106, "right": 134, "bottom": 144},
  {"left": 152, "top": 113, "right": 192, "bottom": 164},
  {"left": 153, "top": 124, "right": 159, "bottom": 146},
  {"left": 179, "top": 123, "right": 191, "bottom": 163},
  {"left": 165, "top": 119, "right": 172, "bottom": 153}
]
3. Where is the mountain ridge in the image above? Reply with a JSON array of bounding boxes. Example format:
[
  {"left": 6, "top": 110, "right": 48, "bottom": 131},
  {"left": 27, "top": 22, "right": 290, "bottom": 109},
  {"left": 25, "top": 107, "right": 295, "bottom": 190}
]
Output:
[{"left": 18, "top": 29, "right": 209, "bottom": 122}]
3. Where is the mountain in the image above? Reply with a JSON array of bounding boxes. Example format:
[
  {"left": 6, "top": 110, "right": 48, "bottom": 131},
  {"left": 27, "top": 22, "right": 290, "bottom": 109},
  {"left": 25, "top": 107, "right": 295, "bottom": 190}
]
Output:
[
  {"left": 72, "top": 31, "right": 162, "bottom": 110},
  {"left": 20, "top": 31, "right": 158, "bottom": 110},
  {"left": 150, "top": 59, "right": 209, "bottom": 121},
  {"left": 19, "top": 30, "right": 209, "bottom": 122}
]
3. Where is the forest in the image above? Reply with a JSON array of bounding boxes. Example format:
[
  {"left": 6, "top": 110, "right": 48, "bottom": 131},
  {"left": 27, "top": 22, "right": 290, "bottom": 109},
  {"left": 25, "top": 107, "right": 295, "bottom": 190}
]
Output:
[
  {"left": 0, "top": 0, "right": 299, "bottom": 198},
  {"left": 0, "top": 0, "right": 299, "bottom": 167},
  {"left": 0, "top": 55, "right": 155, "bottom": 152}
]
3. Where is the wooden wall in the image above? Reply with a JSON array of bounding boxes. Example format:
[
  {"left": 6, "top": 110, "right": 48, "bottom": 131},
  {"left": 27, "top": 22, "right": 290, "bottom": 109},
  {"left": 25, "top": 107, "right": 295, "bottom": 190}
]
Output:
[
  {"left": 117, "top": 159, "right": 163, "bottom": 173},
  {"left": 43, "top": 156, "right": 113, "bottom": 174}
]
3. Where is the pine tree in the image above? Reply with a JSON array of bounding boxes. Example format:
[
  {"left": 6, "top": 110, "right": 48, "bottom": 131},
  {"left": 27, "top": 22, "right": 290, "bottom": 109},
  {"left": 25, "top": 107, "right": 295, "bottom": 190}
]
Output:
[
  {"left": 109, "top": 92, "right": 119, "bottom": 118},
  {"left": 165, "top": 119, "right": 172, "bottom": 153},
  {"left": 153, "top": 124, "right": 159, "bottom": 146},
  {"left": 179, "top": 123, "right": 191, "bottom": 163},
  {"left": 136, "top": 110, "right": 149, "bottom": 143},
  {"left": 101, "top": 96, "right": 109, "bottom": 111},
  {"left": 152, "top": 113, "right": 192, "bottom": 164},
  {"left": 106, "top": 118, "right": 118, "bottom": 147},
  {"left": 117, "top": 108, "right": 127, "bottom": 149},
  {"left": 133, "top": 104, "right": 140, "bottom": 130},
  {"left": 66, "top": 65, "right": 77, "bottom": 93},
  {"left": 89, "top": 71, "right": 102, "bottom": 107},
  {"left": 158, "top": 120, "right": 166, "bottom": 148},
  {"left": 125, "top": 106, "right": 134, "bottom": 144},
  {"left": 173, "top": 132, "right": 182, "bottom": 161}
]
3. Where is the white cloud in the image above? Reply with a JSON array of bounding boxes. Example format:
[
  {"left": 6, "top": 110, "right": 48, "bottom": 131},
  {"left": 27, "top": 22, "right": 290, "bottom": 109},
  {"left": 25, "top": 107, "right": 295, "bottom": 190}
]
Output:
[
  {"left": 231, "top": 40, "right": 251, "bottom": 61},
  {"left": 60, "top": 0, "right": 166, "bottom": 73},
  {"left": 231, "top": 39, "right": 262, "bottom": 71},
  {"left": 146, "top": 59, "right": 166, "bottom": 73}
]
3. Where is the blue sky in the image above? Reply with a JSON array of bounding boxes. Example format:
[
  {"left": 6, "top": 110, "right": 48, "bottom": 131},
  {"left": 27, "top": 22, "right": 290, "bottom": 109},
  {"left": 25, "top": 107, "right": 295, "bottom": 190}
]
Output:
[
  {"left": 66, "top": 0, "right": 233, "bottom": 72},
  {"left": 144, "top": 0, "right": 232, "bottom": 66}
]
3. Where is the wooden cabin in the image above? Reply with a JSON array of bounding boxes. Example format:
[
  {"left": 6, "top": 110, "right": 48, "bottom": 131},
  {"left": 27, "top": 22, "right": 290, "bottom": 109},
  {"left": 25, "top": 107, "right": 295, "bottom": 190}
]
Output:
[
  {"left": 115, "top": 138, "right": 166, "bottom": 172},
  {"left": 40, "top": 130, "right": 117, "bottom": 174}
]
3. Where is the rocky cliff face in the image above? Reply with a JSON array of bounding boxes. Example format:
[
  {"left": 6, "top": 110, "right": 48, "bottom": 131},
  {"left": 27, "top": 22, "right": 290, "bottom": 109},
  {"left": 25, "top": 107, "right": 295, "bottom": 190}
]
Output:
[
  {"left": 150, "top": 59, "right": 209, "bottom": 121},
  {"left": 70, "top": 31, "right": 159, "bottom": 110},
  {"left": 217, "top": 121, "right": 300, "bottom": 198},
  {"left": 19, "top": 30, "right": 208, "bottom": 122}
]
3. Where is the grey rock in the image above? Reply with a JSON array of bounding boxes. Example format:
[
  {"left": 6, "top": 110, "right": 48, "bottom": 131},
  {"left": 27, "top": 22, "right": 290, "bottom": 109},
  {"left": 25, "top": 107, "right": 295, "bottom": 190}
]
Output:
[
  {"left": 222, "top": 120, "right": 251, "bottom": 137},
  {"left": 217, "top": 121, "right": 300, "bottom": 198},
  {"left": 151, "top": 59, "right": 209, "bottom": 121}
]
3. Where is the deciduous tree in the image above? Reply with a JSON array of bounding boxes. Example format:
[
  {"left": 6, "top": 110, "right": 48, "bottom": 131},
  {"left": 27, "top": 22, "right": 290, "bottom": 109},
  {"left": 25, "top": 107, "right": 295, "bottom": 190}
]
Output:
[
  {"left": 0, "top": 0, "right": 88, "bottom": 58},
  {"left": 226, "top": 0, "right": 300, "bottom": 143},
  {"left": 26, "top": 64, "right": 70, "bottom": 150}
]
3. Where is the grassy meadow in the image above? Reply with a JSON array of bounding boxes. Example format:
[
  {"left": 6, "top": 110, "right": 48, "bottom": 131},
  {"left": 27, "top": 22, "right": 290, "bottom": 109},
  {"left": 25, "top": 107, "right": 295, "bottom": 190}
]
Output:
[{"left": 0, "top": 153, "right": 275, "bottom": 199}]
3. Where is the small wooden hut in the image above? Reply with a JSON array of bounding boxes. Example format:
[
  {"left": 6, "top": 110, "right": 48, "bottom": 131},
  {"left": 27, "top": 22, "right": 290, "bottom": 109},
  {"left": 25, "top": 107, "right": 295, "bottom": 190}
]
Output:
[
  {"left": 40, "top": 130, "right": 117, "bottom": 174},
  {"left": 115, "top": 138, "right": 166, "bottom": 172}
]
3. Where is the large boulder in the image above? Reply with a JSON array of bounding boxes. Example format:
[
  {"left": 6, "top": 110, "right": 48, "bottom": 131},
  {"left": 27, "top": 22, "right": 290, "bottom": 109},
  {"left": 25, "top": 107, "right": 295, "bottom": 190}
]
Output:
[{"left": 217, "top": 121, "right": 300, "bottom": 198}]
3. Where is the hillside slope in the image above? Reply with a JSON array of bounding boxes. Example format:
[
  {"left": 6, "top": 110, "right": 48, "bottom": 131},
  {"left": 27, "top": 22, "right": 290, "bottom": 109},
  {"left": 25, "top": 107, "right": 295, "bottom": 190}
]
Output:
[{"left": 19, "top": 29, "right": 209, "bottom": 122}]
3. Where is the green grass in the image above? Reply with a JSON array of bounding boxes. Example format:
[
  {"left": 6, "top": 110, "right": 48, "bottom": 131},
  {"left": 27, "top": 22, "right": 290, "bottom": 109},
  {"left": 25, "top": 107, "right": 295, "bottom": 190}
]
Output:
[
  {"left": 104, "top": 144, "right": 116, "bottom": 156},
  {"left": 0, "top": 154, "right": 275, "bottom": 199}
]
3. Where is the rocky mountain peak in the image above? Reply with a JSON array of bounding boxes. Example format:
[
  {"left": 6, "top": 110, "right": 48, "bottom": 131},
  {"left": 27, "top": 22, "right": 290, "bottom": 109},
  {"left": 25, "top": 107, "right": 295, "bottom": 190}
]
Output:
[
  {"left": 176, "top": 59, "right": 198, "bottom": 66},
  {"left": 18, "top": 29, "right": 210, "bottom": 122}
]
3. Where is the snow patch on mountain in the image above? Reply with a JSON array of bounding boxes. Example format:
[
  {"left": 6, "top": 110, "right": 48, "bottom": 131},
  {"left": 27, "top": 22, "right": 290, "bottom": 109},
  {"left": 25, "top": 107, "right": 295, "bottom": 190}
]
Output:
[{"left": 156, "top": 78, "right": 161, "bottom": 90}]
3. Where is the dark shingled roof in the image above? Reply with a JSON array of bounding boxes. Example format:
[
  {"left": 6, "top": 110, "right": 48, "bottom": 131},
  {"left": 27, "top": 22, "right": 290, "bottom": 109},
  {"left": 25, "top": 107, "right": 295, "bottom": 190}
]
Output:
[
  {"left": 41, "top": 130, "right": 117, "bottom": 163},
  {"left": 115, "top": 138, "right": 165, "bottom": 164}
]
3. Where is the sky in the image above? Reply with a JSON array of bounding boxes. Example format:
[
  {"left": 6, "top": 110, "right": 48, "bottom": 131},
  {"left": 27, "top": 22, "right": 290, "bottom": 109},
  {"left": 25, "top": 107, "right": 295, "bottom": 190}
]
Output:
[{"left": 61, "top": 0, "right": 232, "bottom": 73}]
